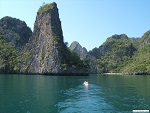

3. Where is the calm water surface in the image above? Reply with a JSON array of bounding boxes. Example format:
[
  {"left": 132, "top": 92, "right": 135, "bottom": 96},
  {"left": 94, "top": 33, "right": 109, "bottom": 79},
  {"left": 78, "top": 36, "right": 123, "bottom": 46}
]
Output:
[{"left": 0, "top": 74, "right": 149, "bottom": 113}]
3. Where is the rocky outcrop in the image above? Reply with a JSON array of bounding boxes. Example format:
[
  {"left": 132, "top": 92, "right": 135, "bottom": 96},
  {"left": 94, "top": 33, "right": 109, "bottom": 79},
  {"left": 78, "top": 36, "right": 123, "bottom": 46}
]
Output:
[
  {"left": 72, "top": 32, "right": 150, "bottom": 75},
  {"left": 28, "top": 2, "right": 62, "bottom": 73},
  {"left": 0, "top": 16, "right": 32, "bottom": 50},
  {"left": 88, "top": 47, "right": 100, "bottom": 59},
  {"left": 122, "top": 30, "right": 150, "bottom": 75},
  {"left": 69, "top": 41, "right": 87, "bottom": 60},
  {"left": 111, "top": 34, "right": 128, "bottom": 39},
  {"left": 140, "top": 30, "right": 150, "bottom": 45},
  {"left": 69, "top": 41, "right": 97, "bottom": 73},
  {"left": 88, "top": 34, "right": 137, "bottom": 73},
  {"left": 0, "top": 16, "right": 32, "bottom": 74},
  {"left": 84, "top": 54, "right": 98, "bottom": 74},
  {"left": 27, "top": 2, "right": 88, "bottom": 74}
]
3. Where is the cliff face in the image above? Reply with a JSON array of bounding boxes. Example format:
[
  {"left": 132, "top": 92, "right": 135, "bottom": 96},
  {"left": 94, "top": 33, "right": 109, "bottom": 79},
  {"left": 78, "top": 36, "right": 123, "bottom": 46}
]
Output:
[
  {"left": 28, "top": 3, "right": 63, "bottom": 73},
  {"left": 69, "top": 41, "right": 87, "bottom": 60},
  {"left": 69, "top": 41, "right": 97, "bottom": 73},
  {"left": 0, "top": 16, "right": 32, "bottom": 73},
  {"left": 27, "top": 2, "right": 88, "bottom": 74},
  {"left": 122, "top": 30, "right": 150, "bottom": 75},
  {"left": 70, "top": 31, "right": 150, "bottom": 75},
  {"left": 88, "top": 34, "right": 137, "bottom": 73},
  {"left": 0, "top": 16, "right": 32, "bottom": 50},
  {"left": 140, "top": 30, "right": 150, "bottom": 45}
]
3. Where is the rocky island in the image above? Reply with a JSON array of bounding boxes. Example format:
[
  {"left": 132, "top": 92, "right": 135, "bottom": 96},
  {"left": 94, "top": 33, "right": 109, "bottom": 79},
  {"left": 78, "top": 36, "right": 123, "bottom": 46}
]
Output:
[
  {"left": 70, "top": 33, "right": 150, "bottom": 75},
  {"left": 0, "top": 2, "right": 89, "bottom": 75},
  {"left": 0, "top": 2, "right": 149, "bottom": 75}
]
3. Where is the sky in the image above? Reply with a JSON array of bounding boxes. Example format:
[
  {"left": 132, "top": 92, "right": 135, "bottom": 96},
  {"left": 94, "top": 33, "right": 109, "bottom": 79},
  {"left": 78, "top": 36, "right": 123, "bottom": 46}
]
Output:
[{"left": 0, "top": 0, "right": 150, "bottom": 51}]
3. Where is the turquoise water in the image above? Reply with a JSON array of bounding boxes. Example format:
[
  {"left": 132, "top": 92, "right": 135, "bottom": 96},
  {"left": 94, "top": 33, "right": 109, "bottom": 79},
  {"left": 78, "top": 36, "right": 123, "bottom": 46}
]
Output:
[{"left": 0, "top": 74, "right": 149, "bottom": 113}]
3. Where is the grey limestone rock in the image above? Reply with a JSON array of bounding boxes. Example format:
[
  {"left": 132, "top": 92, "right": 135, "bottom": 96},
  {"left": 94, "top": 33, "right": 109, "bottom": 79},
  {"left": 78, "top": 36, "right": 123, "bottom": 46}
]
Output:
[
  {"left": 28, "top": 3, "right": 64, "bottom": 74},
  {"left": 69, "top": 41, "right": 87, "bottom": 60},
  {"left": 27, "top": 2, "right": 88, "bottom": 75}
]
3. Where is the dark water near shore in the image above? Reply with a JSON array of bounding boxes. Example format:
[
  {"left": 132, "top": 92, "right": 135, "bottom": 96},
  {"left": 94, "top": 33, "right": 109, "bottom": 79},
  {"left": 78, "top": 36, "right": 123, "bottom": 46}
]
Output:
[{"left": 0, "top": 74, "right": 150, "bottom": 113}]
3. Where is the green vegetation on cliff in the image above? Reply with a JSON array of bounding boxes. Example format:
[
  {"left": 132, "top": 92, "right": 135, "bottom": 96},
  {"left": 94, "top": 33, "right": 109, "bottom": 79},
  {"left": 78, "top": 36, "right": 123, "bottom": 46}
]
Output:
[
  {"left": 0, "top": 16, "right": 32, "bottom": 74},
  {"left": 38, "top": 2, "right": 56, "bottom": 13},
  {"left": 122, "top": 30, "right": 150, "bottom": 75},
  {"left": 26, "top": 2, "right": 89, "bottom": 74},
  {"left": 0, "top": 16, "right": 32, "bottom": 49},
  {"left": 0, "top": 34, "right": 20, "bottom": 73},
  {"left": 89, "top": 34, "right": 137, "bottom": 73},
  {"left": 88, "top": 31, "right": 150, "bottom": 75},
  {"left": 140, "top": 30, "right": 150, "bottom": 44},
  {"left": 61, "top": 46, "right": 89, "bottom": 72}
]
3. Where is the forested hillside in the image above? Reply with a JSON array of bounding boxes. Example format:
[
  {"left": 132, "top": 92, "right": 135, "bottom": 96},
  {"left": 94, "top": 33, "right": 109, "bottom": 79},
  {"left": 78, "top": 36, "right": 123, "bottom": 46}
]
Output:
[
  {"left": 122, "top": 30, "right": 150, "bottom": 75},
  {"left": 72, "top": 31, "right": 150, "bottom": 75},
  {"left": 94, "top": 34, "right": 137, "bottom": 73},
  {"left": 0, "top": 16, "right": 32, "bottom": 73}
]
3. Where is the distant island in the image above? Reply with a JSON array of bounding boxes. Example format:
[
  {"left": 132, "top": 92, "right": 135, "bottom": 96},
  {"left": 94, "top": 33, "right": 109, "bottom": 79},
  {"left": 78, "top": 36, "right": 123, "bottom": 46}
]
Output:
[{"left": 0, "top": 2, "right": 150, "bottom": 75}]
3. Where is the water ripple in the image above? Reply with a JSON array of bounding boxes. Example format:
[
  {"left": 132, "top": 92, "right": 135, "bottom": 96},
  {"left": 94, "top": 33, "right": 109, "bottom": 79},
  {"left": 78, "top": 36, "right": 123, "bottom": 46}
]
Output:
[{"left": 56, "top": 84, "right": 114, "bottom": 113}]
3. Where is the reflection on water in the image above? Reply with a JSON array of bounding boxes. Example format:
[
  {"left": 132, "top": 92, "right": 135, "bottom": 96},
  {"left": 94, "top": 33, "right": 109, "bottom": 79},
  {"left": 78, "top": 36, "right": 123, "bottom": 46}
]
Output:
[
  {"left": 84, "top": 84, "right": 88, "bottom": 90},
  {"left": 0, "top": 74, "right": 150, "bottom": 113}
]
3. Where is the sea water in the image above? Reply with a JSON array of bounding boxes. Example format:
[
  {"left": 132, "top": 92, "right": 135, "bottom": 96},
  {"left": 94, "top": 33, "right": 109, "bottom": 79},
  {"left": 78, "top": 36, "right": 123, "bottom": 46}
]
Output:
[{"left": 0, "top": 74, "right": 149, "bottom": 113}]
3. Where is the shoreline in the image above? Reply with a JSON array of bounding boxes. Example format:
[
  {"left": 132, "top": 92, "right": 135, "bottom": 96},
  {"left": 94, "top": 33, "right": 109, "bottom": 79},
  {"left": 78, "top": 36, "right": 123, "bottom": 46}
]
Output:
[
  {"left": 0, "top": 73, "right": 89, "bottom": 76},
  {"left": 103, "top": 73, "right": 123, "bottom": 75}
]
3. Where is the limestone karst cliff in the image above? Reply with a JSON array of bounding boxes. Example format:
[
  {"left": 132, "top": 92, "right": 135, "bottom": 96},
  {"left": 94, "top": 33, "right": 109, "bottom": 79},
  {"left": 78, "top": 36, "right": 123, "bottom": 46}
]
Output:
[
  {"left": 0, "top": 16, "right": 32, "bottom": 73},
  {"left": 69, "top": 41, "right": 87, "bottom": 60},
  {"left": 0, "top": 2, "right": 149, "bottom": 75},
  {"left": 26, "top": 2, "right": 88, "bottom": 74},
  {"left": 69, "top": 41, "right": 97, "bottom": 73},
  {"left": 0, "top": 16, "right": 32, "bottom": 50},
  {"left": 27, "top": 2, "right": 62, "bottom": 73},
  {"left": 122, "top": 30, "right": 150, "bottom": 75}
]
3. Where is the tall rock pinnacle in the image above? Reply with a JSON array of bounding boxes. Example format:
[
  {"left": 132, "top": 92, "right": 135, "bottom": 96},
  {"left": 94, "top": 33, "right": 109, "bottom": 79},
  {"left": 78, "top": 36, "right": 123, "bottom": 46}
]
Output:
[
  {"left": 27, "top": 2, "right": 89, "bottom": 74},
  {"left": 28, "top": 2, "right": 64, "bottom": 73}
]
